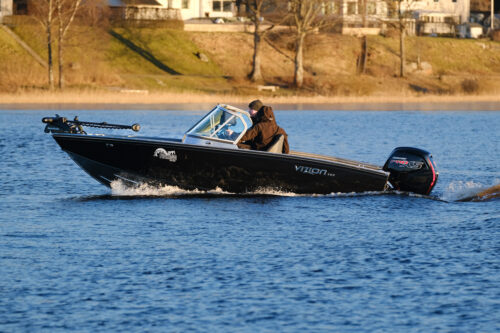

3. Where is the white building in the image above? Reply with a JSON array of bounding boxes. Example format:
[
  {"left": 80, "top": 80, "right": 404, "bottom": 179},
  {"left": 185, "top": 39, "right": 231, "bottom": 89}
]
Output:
[
  {"left": 109, "top": 0, "right": 236, "bottom": 20},
  {"left": 160, "top": 0, "right": 235, "bottom": 19},
  {"left": 336, "top": 0, "right": 471, "bottom": 35},
  {"left": 0, "top": 0, "right": 13, "bottom": 22},
  {"left": 323, "top": 0, "right": 390, "bottom": 34},
  {"left": 401, "top": 0, "right": 470, "bottom": 24},
  {"left": 339, "top": 0, "right": 389, "bottom": 24}
]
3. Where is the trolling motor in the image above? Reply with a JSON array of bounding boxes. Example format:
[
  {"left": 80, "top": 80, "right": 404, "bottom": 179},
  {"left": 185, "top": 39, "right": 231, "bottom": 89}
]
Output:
[
  {"left": 383, "top": 147, "right": 439, "bottom": 195},
  {"left": 42, "top": 115, "right": 140, "bottom": 134}
]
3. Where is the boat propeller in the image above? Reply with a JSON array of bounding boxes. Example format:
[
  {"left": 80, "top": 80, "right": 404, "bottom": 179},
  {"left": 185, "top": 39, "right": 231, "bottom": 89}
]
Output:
[{"left": 42, "top": 115, "right": 140, "bottom": 134}]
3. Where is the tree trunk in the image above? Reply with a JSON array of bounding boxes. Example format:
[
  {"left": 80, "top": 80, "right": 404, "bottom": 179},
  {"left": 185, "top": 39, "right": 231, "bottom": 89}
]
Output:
[
  {"left": 47, "top": 26, "right": 54, "bottom": 89},
  {"left": 491, "top": 0, "right": 494, "bottom": 33},
  {"left": 55, "top": 0, "right": 82, "bottom": 90},
  {"left": 250, "top": 22, "right": 263, "bottom": 82},
  {"left": 362, "top": 0, "right": 367, "bottom": 27},
  {"left": 361, "top": 35, "right": 367, "bottom": 74},
  {"left": 416, "top": 36, "right": 421, "bottom": 70},
  {"left": 294, "top": 32, "right": 305, "bottom": 88},
  {"left": 46, "top": 0, "right": 54, "bottom": 90},
  {"left": 398, "top": 0, "right": 405, "bottom": 78},
  {"left": 399, "top": 25, "right": 405, "bottom": 77},
  {"left": 58, "top": 21, "right": 64, "bottom": 89}
]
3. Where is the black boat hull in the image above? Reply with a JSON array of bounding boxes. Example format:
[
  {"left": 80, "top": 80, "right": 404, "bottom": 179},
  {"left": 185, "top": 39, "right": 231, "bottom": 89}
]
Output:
[{"left": 53, "top": 134, "right": 389, "bottom": 194}]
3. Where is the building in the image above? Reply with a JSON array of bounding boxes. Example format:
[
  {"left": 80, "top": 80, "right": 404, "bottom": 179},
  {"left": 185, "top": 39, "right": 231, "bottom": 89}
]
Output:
[
  {"left": 174, "top": 0, "right": 235, "bottom": 19},
  {"left": 0, "top": 0, "right": 28, "bottom": 20},
  {"left": 401, "top": 0, "right": 471, "bottom": 25},
  {"left": 109, "top": 0, "right": 181, "bottom": 20},
  {"left": 470, "top": 0, "right": 499, "bottom": 12},
  {"left": 414, "top": 11, "right": 461, "bottom": 35},
  {"left": 339, "top": 0, "right": 389, "bottom": 25},
  {"left": 0, "top": 0, "right": 13, "bottom": 22},
  {"left": 109, "top": 0, "right": 236, "bottom": 21},
  {"left": 319, "top": 0, "right": 390, "bottom": 35},
  {"left": 340, "top": 0, "right": 390, "bottom": 33}
]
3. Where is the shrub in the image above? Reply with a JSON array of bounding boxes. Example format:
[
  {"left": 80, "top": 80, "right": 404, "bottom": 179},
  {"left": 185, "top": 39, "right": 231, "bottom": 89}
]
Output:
[
  {"left": 461, "top": 79, "right": 479, "bottom": 94},
  {"left": 492, "top": 30, "right": 500, "bottom": 41}
]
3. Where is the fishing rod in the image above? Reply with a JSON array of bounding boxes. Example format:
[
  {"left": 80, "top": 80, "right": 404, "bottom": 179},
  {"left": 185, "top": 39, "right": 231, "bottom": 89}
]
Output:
[{"left": 42, "top": 115, "right": 140, "bottom": 134}]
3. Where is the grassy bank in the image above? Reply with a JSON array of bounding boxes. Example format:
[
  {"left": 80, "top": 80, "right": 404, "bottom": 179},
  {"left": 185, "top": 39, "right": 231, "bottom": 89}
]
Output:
[{"left": 1, "top": 20, "right": 500, "bottom": 99}]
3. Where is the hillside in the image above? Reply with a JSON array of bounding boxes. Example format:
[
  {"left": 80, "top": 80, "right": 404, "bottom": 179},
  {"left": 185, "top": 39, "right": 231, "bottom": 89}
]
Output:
[{"left": 1, "top": 21, "right": 500, "bottom": 97}]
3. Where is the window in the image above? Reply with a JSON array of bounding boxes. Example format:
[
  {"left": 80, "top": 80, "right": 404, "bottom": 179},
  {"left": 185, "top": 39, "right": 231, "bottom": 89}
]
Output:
[
  {"left": 223, "top": 1, "right": 232, "bottom": 12},
  {"left": 213, "top": 1, "right": 233, "bottom": 12},
  {"left": 182, "top": 0, "right": 190, "bottom": 9},
  {"left": 367, "top": 2, "right": 376, "bottom": 15},
  {"left": 324, "top": 2, "right": 339, "bottom": 14},
  {"left": 14, "top": 0, "right": 28, "bottom": 15},
  {"left": 347, "top": 2, "right": 357, "bottom": 15},
  {"left": 188, "top": 107, "right": 249, "bottom": 143}
]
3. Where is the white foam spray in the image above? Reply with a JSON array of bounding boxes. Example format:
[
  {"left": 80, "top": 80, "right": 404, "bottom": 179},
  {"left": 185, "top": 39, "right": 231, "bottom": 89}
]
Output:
[
  {"left": 110, "top": 179, "right": 499, "bottom": 202},
  {"left": 440, "top": 180, "right": 500, "bottom": 202},
  {"left": 110, "top": 180, "right": 229, "bottom": 196},
  {"left": 109, "top": 180, "right": 388, "bottom": 198}
]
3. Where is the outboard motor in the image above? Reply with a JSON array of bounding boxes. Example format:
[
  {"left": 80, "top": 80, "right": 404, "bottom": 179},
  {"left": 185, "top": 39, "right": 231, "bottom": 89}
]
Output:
[{"left": 383, "top": 147, "right": 438, "bottom": 195}]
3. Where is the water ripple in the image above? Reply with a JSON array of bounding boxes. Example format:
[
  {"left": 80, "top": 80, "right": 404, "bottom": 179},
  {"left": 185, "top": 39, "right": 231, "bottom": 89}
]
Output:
[{"left": 0, "top": 110, "right": 499, "bottom": 332}]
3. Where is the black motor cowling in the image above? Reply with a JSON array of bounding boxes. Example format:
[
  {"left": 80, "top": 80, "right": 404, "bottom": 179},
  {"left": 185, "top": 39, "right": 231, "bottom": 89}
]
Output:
[{"left": 383, "top": 147, "right": 438, "bottom": 195}]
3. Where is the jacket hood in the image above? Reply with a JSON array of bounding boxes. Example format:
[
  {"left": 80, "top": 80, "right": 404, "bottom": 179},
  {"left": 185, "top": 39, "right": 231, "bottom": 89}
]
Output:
[{"left": 257, "top": 106, "right": 275, "bottom": 123}]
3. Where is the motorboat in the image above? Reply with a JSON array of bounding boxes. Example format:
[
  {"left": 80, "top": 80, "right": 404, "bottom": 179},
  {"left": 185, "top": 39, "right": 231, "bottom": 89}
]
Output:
[{"left": 42, "top": 104, "right": 438, "bottom": 195}]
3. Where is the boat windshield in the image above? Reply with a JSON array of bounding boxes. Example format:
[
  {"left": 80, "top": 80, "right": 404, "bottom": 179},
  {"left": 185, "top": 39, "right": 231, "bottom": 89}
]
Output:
[{"left": 186, "top": 105, "right": 252, "bottom": 144}]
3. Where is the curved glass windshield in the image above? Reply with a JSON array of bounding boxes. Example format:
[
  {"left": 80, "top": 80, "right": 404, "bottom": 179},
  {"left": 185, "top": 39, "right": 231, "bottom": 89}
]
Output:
[{"left": 187, "top": 106, "right": 251, "bottom": 143}]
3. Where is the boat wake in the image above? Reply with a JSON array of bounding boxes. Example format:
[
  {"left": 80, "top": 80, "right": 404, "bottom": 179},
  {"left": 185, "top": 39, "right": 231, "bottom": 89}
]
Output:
[
  {"left": 110, "top": 180, "right": 231, "bottom": 197},
  {"left": 441, "top": 180, "right": 500, "bottom": 202},
  {"left": 110, "top": 180, "right": 311, "bottom": 198},
  {"left": 109, "top": 179, "right": 500, "bottom": 202},
  {"left": 108, "top": 180, "right": 428, "bottom": 200}
]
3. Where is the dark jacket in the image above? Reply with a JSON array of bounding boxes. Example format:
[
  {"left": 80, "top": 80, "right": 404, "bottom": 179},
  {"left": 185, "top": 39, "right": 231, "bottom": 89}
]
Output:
[{"left": 237, "top": 106, "right": 289, "bottom": 154}]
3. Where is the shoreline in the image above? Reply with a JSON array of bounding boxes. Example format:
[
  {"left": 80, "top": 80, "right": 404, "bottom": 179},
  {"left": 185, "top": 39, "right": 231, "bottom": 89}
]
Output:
[{"left": 1, "top": 92, "right": 500, "bottom": 111}]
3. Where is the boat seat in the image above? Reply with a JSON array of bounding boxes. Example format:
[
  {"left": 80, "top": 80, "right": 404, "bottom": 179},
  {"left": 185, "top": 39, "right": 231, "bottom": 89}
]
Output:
[{"left": 266, "top": 134, "right": 284, "bottom": 153}]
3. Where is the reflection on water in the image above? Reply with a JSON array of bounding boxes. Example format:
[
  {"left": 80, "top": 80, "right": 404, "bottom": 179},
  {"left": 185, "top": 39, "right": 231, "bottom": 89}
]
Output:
[{"left": 0, "top": 109, "right": 499, "bottom": 332}]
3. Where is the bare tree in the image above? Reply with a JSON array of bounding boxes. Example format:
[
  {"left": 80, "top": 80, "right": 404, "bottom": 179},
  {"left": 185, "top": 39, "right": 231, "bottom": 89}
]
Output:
[
  {"left": 29, "top": 0, "right": 56, "bottom": 89},
  {"left": 77, "top": 0, "right": 111, "bottom": 28},
  {"left": 245, "top": 0, "right": 267, "bottom": 82},
  {"left": 397, "top": 0, "right": 406, "bottom": 77},
  {"left": 55, "top": 0, "right": 83, "bottom": 89},
  {"left": 385, "top": 0, "right": 416, "bottom": 77},
  {"left": 360, "top": 0, "right": 367, "bottom": 27},
  {"left": 288, "top": 0, "right": 333, "bottom": 88},
  {"left": 243, "top": 0, "right": 288, "bottom": 82}
]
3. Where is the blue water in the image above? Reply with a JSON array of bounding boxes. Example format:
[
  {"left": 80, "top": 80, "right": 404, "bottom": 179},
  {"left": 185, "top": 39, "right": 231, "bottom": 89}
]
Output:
[{"left": 0, "top": 109, "right": 499, "bottom": 332}]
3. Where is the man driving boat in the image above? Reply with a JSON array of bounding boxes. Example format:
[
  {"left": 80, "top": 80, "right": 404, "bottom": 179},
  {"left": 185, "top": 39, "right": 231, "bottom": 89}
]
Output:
[{"left": 237, "top": 105, "right": 289, "bottom": 153}]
